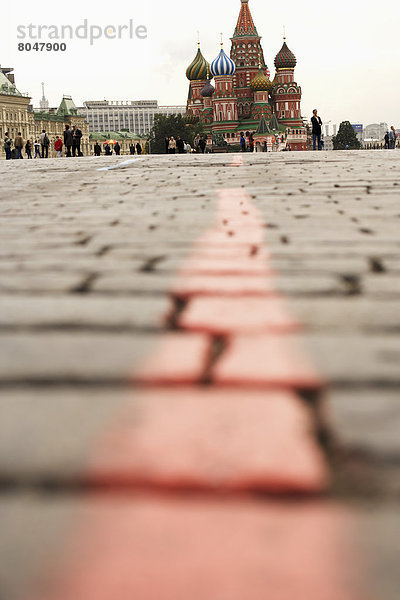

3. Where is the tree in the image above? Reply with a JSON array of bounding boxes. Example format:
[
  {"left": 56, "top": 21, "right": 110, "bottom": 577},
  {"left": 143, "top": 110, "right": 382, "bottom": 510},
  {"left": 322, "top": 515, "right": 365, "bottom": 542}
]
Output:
[
  {"left": 147, "top": 113, "right": 205, "bottom": 154},
  {"left": 332, "top": 121, "right": 361, "bottom": 150}
]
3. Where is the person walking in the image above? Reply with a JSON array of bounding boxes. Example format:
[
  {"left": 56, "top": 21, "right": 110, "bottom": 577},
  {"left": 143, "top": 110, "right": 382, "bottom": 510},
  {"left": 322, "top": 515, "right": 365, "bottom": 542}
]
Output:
[
  {"left": 14, "top": 133, "right": 24, "bottom": 159},
  {"left": 311, "top": 109, "right": 323, "bottom": 150},
  {"left": 34, "top": 140, "right": 41, "bottom": 159},
  {"left": 389, "top": 126, "right": 396, "bottom": 149},
  {"left": 39, "top": 130, "right": 50, "bottom": 158},
  {"left": 176, "top": 136, "right": 185, "bottom": 154},
  {"left": 164, "top": 137, "right": 170, "bottom": 154},
  {"left": 94, "top": 142, "right": 102, "bottom": 156},
  {"left": 199, "top": 136, "right": 207, "bottom": 153},
  {"left": 168, "top": 137, "right": 176, "bottom": 154},
  {"left": 240, "top": 132, "right": 246, "bottom": 152},
  {"left": 4, "top": 132, "right": 12, "bottom": 160},
  {"left": 25, "top": 139, "right": 33, "bottom": 159},
  {"left": 136, "top": 143, "right": 142, "bottom": 155},
  {"left": 129, "top": 143, "right": 135, "bottom": 155},
  {"left": 63, "top": 125, "right": 73, "bottom": 157},
  {"left": 54, "top": 136, "right": 63, "bottom": 158},
  {"left": 114, "top": 142, "right": 121, "bottom": 156}
]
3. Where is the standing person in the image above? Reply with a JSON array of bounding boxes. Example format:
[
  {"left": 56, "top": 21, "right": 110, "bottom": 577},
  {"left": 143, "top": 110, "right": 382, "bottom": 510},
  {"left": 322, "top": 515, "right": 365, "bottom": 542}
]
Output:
[
  {"left": 240, "top": 132, "right": 246, "bottom": 152},
  {"left": 94, "top": 142, "right": 102, "bottom": 156},
  {"left": 39, "top": 129, "right": 50, "bottom": 158},
  {"left": 176, "top": 136, "right": 185, "bottom": 154},
  {"left": 168, "top": 137, "right": 176, "bottom": 154},
  {"left": 384, "top": 131, "right": 390, "bottom": 149},
  {"left": 311, "top": 109, "right": 323, "bottom": 150},
  {"left": 63, "top": 125, "right": 73, "bottom": 157},
  {"left": 198, "top": 136, "right": 207, "bottom": 153},
  {"left": 72, "top": 126, "right": 83, "bottom": 157},
  {"left": 129, "top": 143, "right": 135, "bottom": 155},
  {"left": 193, "top": 134, "right": 200, "bottom": 153},
  {"left": 14, "top": 133, "right": 24, "bottom": 159},
  {"left": 54, "top": 136, "right": 63, "bottom": 158},
  {"left": 262, "top": 140, "right": 267, "bottom": 152},
  {"left": 4, "top": 132, "right": 12, "bottom": 160},
  {"left": 34, "top": 140, "right": 41, "bottom": 159},
  {"left": 25, "top": 139, "right": 33, "bottom": 159},
  {"left": 136, "top": 143, "right": 142, "bottom": 155},
  {"left": 248, "top": 132, "right": 254, "bottom": 152},
  {"left": 114, "top": 142, "right": 121, "bottom": 156},
  {"left": 389, "top": 126, "right": 396, "bottom": 149},
  {"left": 164, "top": 137, "right": 170, "bottom": 154}
]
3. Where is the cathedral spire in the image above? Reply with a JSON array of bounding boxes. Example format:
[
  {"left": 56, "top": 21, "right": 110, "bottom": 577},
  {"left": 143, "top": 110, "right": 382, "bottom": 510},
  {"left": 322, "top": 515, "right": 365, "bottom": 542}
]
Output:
[{"left": 233, "top": 0, "right": 258, "bottom": 37}]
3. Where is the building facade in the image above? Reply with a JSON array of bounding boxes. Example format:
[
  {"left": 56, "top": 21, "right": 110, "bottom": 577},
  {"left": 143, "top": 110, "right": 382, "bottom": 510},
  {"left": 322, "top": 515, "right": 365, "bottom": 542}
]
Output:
[
  {"left": 78, "top": 100, "right": 186, "bottom": 136},
  {"left": 185, "top": 0, "right": 307, "bottom": 150}
]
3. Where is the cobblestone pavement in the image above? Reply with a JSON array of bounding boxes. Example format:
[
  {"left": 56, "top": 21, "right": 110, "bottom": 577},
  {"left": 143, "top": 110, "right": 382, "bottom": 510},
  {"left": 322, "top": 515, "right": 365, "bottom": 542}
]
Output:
[{"left": 1, "top": 151, "right": 399, "bottom": 599}]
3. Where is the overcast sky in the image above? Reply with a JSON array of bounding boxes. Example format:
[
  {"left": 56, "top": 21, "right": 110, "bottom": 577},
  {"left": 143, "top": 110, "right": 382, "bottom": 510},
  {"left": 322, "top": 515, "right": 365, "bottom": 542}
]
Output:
[{"left": 3, "top": 0, "right": 399, "bottom": 128}]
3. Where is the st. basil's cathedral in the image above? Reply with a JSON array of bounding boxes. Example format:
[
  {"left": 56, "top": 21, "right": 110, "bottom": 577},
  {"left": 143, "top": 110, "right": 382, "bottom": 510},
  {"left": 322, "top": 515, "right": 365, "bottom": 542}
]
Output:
[{"left": 185, "top": 0, "right": 307, "bottom": 151}]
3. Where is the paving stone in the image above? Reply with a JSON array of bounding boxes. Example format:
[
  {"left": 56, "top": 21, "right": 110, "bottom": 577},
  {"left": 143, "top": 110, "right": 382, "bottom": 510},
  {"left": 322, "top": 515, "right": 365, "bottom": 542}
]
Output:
[
  {"left": 327, "top": 389, "right": 400, "bottom": 455},
  {"left": 213, "top": 334, "right": 323, "bottom": 390},
  {"left": 0, "top": 332, "right": 208, "bottom": 384},
  {"left": 180, "top": 296, "right": 300, "bottom": 334},
  {"left": 88, "top": 387, "right": 328, "bottom": 493},
  {"left": 12, "top": 497, "right": 364, "bottom": 600},
  {"left": 0, "top": 295, "right": 171, "bottom": 330}
]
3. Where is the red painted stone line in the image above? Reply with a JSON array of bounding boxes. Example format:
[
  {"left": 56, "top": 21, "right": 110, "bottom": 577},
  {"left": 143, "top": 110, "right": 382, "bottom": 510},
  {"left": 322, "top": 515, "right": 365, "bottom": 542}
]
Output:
[{"left": 86, "top": 388, "right": 329, "bottom": 494}]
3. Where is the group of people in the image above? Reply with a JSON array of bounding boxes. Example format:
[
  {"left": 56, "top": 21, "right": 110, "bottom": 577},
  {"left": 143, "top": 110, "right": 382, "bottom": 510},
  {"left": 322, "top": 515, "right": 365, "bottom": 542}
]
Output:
[
  {"left": 3, "top": 126, "right": 83, "bottom": 160},
  {"left": 384, "top": 127, "right": 397, "bottom": 149},
  {"left": 164, "top": 135, "right": 207, "bottom": 154},
  {"left": 240, "top": 132, "right": 255, "bottom": 152},
  {"left": 93, "top": 141, "right": 143, "bottom": 156}
]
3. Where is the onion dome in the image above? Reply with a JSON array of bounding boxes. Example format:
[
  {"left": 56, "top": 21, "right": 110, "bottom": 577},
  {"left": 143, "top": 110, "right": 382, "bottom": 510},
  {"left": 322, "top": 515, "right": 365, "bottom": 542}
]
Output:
[
  {"left": 186, "top": 47, "right": 210, "bottom": 81},
  {"left": 274, "top": 40, "right": 297, "bottom": 69},
  {"left": 184, "top": 110, "right": 199, "bottom": 125},
  {"left": 250, "top": 67, "right": 273, "bottom": 93},
  {"left": 201, "top": 79, "right": 215, "bottom": 97},
  {"left": 210, "top": 48, "right": 236, "bottom": 77}
]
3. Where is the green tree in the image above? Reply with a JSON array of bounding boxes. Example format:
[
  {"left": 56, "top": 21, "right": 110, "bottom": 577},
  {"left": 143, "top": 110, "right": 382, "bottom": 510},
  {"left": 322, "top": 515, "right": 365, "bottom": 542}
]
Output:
[
  {"left": 332, "top": 121, "right": 361, "bottom": 150},
  {"left": 147, "top": 113, "right": 205, "bottom": 154}
]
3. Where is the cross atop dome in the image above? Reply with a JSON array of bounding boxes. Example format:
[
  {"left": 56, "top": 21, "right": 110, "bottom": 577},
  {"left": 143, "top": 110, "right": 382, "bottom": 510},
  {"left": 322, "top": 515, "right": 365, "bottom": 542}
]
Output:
[{"left": 233, "top": 0, "right": 258, "bottom": 37}]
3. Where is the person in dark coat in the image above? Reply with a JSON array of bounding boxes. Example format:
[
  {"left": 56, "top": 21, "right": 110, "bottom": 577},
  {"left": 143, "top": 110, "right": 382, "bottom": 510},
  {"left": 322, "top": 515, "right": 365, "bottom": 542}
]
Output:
[
  {"left": 64, "top": 125, "right": 73, "bottom": 157},
  {"left": 311, "top": 109, "right": 323, "bottom": 150},
  {"left": 164, "top": 137, "right": 169, "bottom": 154},
  {"left": 25, "top": 139, "right": 33, "bottom": 159},
  {"left": 129, "top": 143, "right": 135, "bottom": 155},
  {"left": 72, "top": 126, "right": 83, "bottom": 157},
  {"left": 94, "top": 142, "right": 102, "bottom": 156},
  {"left": 105, "top": 144, "right": 112, "bottom": 155},
  {"left": 198, "top": 136, "right": 207, "bottom": 153},
  {"left": 114, "top": 142, "right": 121, "bottom": 156},
  {"left": 248, "top": 132, "right": 254, "bottom": 152},
  {"left": 176, "top": 136, "right": 185, "bottom": 154},
  {"left": 240, "top": 132, "right": 246, "bottom": 152},
  {"left": 136, "top": 143, "right": 142, "bottom": 155}
]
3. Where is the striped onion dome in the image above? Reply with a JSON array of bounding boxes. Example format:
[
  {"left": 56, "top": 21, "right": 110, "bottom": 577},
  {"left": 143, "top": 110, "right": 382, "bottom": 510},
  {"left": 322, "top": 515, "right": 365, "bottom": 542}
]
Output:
[
  {"left": 186, "top": 47, "right": 210, "bottom": 81},
  {"left": 201, "top": 79, "right": 215, "bottom": 97},
  {"left": 250, "top": 67, "right": 273, "bottom": 93},
  {"left": 210, "top": 48, "right": 236, "bottom": 77},
  {"left": 274, "top": 40, "right": 297, "bottom": 69}
]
